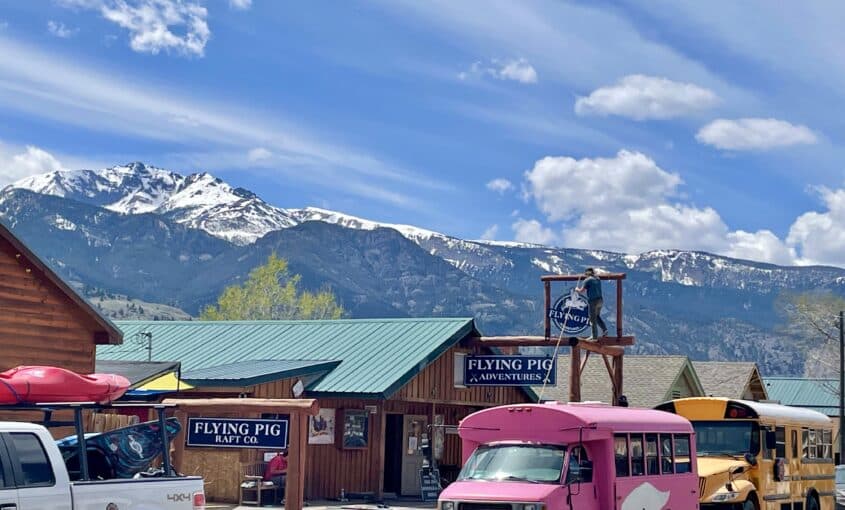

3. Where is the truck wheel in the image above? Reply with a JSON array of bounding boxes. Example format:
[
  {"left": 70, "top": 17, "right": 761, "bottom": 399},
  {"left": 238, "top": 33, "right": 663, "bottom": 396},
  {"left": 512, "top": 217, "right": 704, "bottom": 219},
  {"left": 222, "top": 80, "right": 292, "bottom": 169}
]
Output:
[{"left": 807, "top": 495, "right": 819, "bottom": 510}]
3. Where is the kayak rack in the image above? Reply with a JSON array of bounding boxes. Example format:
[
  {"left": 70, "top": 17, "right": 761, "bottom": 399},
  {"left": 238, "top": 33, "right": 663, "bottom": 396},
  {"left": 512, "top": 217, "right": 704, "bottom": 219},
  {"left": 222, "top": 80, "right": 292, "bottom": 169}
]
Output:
[{"left": 0, "top": 402, "right": 177, "bottom": 481}]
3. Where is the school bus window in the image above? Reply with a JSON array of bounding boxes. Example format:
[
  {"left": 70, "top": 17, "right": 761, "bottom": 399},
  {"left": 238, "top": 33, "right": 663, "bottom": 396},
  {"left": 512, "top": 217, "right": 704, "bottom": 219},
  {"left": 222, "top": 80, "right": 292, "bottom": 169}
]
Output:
[
  {"left": 645, "top": 434, "right": 658, "bottom": 475},
  {"left": 790, "top": 429, "right": 797, "bottom": 458},
  {"left": 802, "top": 429, "right": 809, "bottom": 458},
  {"left": 761, "top": 429, "right": 771, "bottom": 460},
  {"left": 775, "top": 426, "right": 785, "bottom": 458},
  {"left": 674, "top": 434, "right": 691, "bottom": 474},
  {"left": 808, "top": 429, "right": 818, "bottom": 458},
  {"left": 630, "top": 435, "right": 645, "bottom": 476},
  {"left": 614, "top": 434, "right": 629, "bottom": 477},
  {"left": 660, "top": 434, "right": 673, "bottom": 474},
  {"left": 822, "top": 429, "right": 832, "bottom": 459}
]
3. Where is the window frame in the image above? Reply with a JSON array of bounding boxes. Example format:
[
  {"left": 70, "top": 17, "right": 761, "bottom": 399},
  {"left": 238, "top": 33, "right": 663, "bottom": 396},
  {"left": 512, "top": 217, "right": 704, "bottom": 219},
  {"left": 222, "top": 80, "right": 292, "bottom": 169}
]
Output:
[
  {"left": 614, "top": 434, "right": 629, "bottom": 478},
  {"left": 790, "top": 429, "right": 798, "bottom": 459},
  {"left": 630, "top": 434, "right": 645, "bottom": 477},
  {"left": 645, "top": 434, "right": 659, "bottom": 476},
  {"left": 673, "top": 434, "right": 692, "bottom": 474},
  {"left": 660, "top": 434, "right": 674, "bottom": 475},
  {"left": 775, "top": 426, "right": 786, "bottom": 459},
  {"left": 2, "top": 432, "right": 56, "bottom": 488}
]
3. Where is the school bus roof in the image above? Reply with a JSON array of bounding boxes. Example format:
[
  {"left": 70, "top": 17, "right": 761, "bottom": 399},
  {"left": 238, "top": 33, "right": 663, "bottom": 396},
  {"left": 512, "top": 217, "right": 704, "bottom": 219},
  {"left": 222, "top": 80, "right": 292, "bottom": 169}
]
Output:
[{"left": 656, "top": 397, "right": 832, "bottom": 427}]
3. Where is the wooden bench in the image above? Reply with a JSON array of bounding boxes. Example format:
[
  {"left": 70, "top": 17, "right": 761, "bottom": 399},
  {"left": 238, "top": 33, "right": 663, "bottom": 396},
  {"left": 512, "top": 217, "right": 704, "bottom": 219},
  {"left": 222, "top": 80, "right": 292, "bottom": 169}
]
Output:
[{"left": 239, "top": 461, "right": 279, "bottom": 507}]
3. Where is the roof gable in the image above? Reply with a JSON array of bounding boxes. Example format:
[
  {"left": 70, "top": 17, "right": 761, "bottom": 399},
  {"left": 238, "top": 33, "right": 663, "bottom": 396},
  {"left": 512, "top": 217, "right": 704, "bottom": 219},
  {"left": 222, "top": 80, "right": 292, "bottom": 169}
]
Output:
[
  {"left": 0, "top": 221, "right": 122, "bottom": 344},
  {"left": 533, "top": 355, "right": 704, "bottom": 408},
  {"left": 100, "top": 318, "right": 477, "bottom": 398},
  {"left": 693, "top": 361, "right": 768, "bottom": 401}
]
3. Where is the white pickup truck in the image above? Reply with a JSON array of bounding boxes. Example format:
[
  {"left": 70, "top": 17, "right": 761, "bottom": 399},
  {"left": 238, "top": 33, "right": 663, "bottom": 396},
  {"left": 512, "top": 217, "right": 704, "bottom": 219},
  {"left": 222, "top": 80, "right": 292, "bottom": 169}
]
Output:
[{"left": 0, "top": 421, "right": 205, "bottom": 510}]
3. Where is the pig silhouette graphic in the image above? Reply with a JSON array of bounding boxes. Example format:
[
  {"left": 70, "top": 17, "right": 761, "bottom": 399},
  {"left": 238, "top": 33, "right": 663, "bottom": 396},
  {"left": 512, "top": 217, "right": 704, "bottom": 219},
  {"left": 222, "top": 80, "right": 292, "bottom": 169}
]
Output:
[{"left": 621, "top": 482, "right": 670, "bottom": 510}]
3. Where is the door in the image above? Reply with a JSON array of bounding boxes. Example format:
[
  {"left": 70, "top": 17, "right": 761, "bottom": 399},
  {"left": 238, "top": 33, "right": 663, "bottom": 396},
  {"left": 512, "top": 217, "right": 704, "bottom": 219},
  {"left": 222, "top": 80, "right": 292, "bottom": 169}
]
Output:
[
  {"left": 0, "top": 437, "right": 18, "bottom": 510},
  {"left": 384, "top": 414, "right": 404, "bottom": 496},
  {"left": 3, "top": 432, "right": 70, "bottom": 510},
  {"left": 565, "top": 446, "right": 597, "bottom": 508},
  {"left": 400, "top": 415, "right": 428, "bottom": 496}
]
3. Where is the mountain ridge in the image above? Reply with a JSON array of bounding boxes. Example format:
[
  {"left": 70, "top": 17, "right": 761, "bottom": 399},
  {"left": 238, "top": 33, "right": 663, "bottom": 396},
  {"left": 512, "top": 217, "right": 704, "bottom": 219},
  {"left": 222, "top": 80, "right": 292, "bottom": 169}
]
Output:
[{"left": 3, "top": 162, "right": 841, "bottom": 376}]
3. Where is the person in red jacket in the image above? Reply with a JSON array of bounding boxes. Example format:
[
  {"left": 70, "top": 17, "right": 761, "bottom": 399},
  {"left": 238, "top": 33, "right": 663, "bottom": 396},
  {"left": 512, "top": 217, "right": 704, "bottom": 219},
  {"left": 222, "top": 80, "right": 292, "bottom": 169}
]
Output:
[{"left": 263, "top": 450, "right": 288, "bottom": 502}]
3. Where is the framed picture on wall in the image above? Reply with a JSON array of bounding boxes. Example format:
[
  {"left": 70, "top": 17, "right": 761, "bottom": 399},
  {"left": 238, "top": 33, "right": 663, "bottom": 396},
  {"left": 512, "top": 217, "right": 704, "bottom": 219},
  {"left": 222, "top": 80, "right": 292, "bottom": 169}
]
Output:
[
  {"left": 339, "top": 409, "right": 369, "bottom": 449},
  {"left": 308, "top": 408, "right": 336, "bottom": 445}
]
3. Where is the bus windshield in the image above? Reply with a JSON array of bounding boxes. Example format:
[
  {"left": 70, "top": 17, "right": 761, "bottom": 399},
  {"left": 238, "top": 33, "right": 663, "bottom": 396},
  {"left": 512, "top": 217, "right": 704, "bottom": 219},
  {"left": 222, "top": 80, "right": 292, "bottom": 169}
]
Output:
[
  {"left": 458, "top": 444, "right": 566, "bottom": 484},
  {"left": 693, "top": 421, "right": 759, "bottom": 456}
]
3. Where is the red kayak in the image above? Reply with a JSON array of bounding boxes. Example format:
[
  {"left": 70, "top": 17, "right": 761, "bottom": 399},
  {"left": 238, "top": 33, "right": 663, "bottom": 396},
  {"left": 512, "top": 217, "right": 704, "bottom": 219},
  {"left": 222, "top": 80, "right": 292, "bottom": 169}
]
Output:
[{"left": 0, "top": 366, "right": 130, "bottom": 404}]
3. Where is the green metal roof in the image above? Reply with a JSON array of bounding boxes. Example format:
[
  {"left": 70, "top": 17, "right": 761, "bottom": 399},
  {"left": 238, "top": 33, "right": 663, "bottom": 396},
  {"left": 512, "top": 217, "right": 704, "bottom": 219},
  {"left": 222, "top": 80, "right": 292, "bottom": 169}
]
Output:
[
  {"left": 99, "top": 318, "right": 478, "bottom": 398},
  {"left": 763, "top": 377, "right": 839, "bottom": 416},
  {"left": 182, "top": 359, "right": 340, "bottom": 387}
]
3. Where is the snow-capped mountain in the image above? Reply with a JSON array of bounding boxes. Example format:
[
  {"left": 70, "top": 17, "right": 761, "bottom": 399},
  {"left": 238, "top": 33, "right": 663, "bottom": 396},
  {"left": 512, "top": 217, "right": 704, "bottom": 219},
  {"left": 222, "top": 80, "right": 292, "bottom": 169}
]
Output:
[
  {"left": 5, "top": 161, "right": 845, "bottom": 376},
  {"left": 8, "top": 162, "right": 297, "bottom": 245}
]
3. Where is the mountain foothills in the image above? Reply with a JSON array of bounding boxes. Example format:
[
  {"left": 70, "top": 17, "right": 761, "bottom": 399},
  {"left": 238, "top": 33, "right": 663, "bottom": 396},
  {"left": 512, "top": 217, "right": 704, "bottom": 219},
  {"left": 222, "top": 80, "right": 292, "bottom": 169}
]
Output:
[{"left": 2, "top": 163, "right": 843, "bottom": 376}]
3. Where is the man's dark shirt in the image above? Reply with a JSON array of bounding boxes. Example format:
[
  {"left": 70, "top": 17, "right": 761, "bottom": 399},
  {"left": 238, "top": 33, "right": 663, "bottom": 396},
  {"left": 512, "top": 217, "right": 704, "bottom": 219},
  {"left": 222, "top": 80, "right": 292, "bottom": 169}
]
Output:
[{"left": 582, "top": 275, "right": 602, "bottom": 301}]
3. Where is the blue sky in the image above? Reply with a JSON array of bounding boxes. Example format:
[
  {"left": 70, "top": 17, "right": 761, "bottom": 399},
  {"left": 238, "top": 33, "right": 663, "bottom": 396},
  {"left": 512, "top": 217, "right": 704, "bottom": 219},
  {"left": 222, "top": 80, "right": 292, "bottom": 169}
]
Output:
[{"left": 1, "top": 1, "right": 845, "bottom": 266}]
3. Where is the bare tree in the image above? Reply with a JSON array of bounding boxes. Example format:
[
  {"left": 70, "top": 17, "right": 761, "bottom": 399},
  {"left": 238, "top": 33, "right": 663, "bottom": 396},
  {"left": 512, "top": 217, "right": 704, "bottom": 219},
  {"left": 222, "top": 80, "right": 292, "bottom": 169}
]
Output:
[{"left": 779, "top": 292, "right": 845, "bottom": 381}]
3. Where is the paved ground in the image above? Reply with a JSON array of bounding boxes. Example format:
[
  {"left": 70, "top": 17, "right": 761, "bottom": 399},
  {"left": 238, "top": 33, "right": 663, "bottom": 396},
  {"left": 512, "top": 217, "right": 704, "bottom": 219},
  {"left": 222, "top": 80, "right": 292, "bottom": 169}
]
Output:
[{"left": 207, "top": 500, "right": 436, "bottom": 510}]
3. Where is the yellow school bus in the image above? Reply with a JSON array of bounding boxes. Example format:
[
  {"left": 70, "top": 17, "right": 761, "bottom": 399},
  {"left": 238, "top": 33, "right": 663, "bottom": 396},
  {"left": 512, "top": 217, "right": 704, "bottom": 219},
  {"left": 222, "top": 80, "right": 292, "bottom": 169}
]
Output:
[{"left": 656, "top": 397, "right": 835, "bottom": 510}]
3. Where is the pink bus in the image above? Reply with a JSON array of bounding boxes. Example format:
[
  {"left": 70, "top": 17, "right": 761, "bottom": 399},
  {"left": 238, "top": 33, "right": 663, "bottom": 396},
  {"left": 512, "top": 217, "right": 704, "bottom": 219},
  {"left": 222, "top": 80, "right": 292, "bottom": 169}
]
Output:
[{"left": 439, "top": 402, "right": 699, "bottom": 510}]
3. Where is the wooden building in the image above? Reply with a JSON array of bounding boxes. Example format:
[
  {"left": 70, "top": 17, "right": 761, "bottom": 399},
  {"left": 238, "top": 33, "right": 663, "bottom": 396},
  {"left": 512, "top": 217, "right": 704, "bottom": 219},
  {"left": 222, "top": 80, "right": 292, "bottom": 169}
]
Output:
[
  {"left": 98, "top": 318, "right": 533, "bottom": 503},
  {"left": 0, "top": 221, "right": 122, "bottom": 372}
]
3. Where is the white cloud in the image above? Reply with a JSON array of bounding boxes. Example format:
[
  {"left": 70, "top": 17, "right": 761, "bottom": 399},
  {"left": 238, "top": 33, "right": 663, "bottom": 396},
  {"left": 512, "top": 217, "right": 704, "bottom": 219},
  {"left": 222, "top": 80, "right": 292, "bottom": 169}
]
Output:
[
  {"left": 726, "top": 229, "right": 796, "bottom": 266},
  {"left": 480, "top": 224, "right": 499, "bottom": 240},
  {"left": 247, "top": 147, "right": 272, "bottom": 163},
  {"left": 47, "top": 21, "right": 78, "bottom": 38},
  {"left": 574, "top": 74, "right": 718, "bottom": 120},
  {"left": 696, "top": 118, "right": 818, "bottom": 150},
  {"left": 512, "top": 218, "right": 557, "bottom": 246},
  {"left": 520, "top": 150, "right": 798, "bottom": 264},
  {"left": 59, "top": 0, "right": 210, "bottom": 57},
  {"left": 486, "top": 177, "right": 513, "bottom": 194},
  {"left": 459, "top": 58, "right": 538, "bottom": 84},
  {"left": 786, "top": 187, "right": 845, "bottom": 266},
  {"left": 0, "top": 146, "right": 68, "bottom": 185},
  {"left": 229, "top": 0, "right": 252, "bottom": 9}
]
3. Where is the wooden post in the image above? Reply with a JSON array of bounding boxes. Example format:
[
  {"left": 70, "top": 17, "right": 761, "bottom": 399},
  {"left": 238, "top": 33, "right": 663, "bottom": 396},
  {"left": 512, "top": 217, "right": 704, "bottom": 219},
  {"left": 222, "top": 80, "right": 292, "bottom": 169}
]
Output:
[
  {"left": 372, "top": 404, "right": 387, "bottom": 499},
  {"left": 616, "top": 278, "right": 623, "bottom": 338},
  {"left": 286, "top": 413, "right": 308, "bottom": 510},
  {"left": 612, "top": 355, "right": 624, "bottom": 406},
  {"left": 172, "top": 409, "right": 188, "bottom": 473},
  {"left": 569, "top": 346, "right": 581, "bottom": 403},
  {"left": 544, "top": 280, "right": 551, "bottom": 339}
]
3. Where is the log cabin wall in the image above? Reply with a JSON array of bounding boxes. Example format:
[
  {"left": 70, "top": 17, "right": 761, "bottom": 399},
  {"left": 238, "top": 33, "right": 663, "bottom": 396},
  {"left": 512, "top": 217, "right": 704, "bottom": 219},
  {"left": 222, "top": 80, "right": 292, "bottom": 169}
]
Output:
[{"left": 0, "top": 235, "right": 101, "bottom": 373}]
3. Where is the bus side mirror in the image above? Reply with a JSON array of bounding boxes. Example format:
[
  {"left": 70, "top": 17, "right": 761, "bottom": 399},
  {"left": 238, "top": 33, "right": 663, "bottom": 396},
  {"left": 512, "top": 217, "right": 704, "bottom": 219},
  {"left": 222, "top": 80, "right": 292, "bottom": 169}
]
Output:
[
  {"left": 743, "top": 453, "right": 757, "bottom": 466},
  {"left": 765, "top": 430, "right": 777, "bottom": 450}
]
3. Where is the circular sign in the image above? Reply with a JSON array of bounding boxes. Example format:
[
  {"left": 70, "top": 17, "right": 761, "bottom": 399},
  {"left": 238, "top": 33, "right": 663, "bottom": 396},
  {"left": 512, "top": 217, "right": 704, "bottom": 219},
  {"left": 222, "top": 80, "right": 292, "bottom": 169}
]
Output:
[{"left": 548, "top": 288, "right": 590, "bottom": 336}]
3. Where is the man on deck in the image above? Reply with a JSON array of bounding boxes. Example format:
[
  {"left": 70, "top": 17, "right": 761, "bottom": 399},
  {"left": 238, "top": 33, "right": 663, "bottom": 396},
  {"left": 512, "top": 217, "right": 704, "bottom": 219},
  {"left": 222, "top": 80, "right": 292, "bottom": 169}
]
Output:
[{"left": 576, "top": 267, "right": 608, "bottom": 340}]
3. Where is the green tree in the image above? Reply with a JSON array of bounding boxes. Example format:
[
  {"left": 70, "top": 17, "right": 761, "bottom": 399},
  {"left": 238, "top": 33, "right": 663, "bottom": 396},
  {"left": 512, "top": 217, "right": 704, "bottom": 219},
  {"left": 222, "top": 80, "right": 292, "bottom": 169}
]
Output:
[
  {"left": 778, "top": 291, "right": 845, "bottom": 379},
  {"left": 200, "top": 253, "right": 344, "bottom": 320}
]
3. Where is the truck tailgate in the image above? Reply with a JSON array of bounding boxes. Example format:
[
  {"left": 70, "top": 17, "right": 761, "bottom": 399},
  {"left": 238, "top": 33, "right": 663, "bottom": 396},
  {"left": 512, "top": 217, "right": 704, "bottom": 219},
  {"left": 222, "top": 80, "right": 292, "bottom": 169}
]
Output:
[{"left": 70, "top": 476, "right": 205, "bottom": 510}]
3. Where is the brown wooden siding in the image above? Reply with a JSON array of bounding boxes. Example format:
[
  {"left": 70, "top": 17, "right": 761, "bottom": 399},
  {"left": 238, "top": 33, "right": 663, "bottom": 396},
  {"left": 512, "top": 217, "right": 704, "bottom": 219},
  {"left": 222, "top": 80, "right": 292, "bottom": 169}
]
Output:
[
  {"left": 0, "top": 238, "right": 98, "bottom": 374},
  {"left": 393, "top": 346, "right": 531, "bottom": 406},
  {"left": 174, "top": 344, "right": 532, "bottom": 502}
]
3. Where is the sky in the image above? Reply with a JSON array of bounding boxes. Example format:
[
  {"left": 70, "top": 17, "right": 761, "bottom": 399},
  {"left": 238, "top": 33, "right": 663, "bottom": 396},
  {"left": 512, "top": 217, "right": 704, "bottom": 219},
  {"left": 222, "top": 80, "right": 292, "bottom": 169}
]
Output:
[{"left": 1, "top": 1, "right": 845, "bottom": 267}]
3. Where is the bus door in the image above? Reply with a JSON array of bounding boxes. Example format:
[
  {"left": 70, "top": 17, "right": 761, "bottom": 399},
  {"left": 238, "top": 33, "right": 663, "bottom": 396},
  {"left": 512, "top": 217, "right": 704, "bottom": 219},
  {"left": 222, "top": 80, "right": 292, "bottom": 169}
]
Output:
[{"left": 564, "top": 445, "right": 597, "bottom": 508}]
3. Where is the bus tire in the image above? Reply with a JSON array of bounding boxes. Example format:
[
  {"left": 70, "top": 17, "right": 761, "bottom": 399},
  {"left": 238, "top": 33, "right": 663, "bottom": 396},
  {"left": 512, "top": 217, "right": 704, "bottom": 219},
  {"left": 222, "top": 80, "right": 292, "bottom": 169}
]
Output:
[
  {"left": 742, "top": 497, "right": 758, "bottom": 510},
  {"left": 806, "top": 494, "right": 819, "bottom": 510}
]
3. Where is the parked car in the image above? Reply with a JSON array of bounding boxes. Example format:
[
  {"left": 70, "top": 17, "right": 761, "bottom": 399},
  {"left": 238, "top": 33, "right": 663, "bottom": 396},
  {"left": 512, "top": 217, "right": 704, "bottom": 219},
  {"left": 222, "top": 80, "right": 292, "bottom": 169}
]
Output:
[
  {"left": 836, "top": 464, "right": 845, "bottom": 509},
  {"left": 0, "top": 421, "right": 206, "bottom": 510}
]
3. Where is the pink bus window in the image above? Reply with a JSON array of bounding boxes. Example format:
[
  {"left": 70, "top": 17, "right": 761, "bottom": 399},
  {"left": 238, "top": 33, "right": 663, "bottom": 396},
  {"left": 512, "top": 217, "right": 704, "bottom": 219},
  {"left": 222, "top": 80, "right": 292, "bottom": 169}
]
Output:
[
  {"left": 674, "top": 434, "right": 691, "bottom": 473},
  {"left": 645, "top": 434, "right": 658, "bottom": 475},
  {"left": 630, "top": 435, "right": 645, "bottom": 476},
  {"left": 660, "top": 435, "right": 673, "bottom": 474},
  {"left": 614, "top": 435, "right": 629, "bottom": 477}
]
